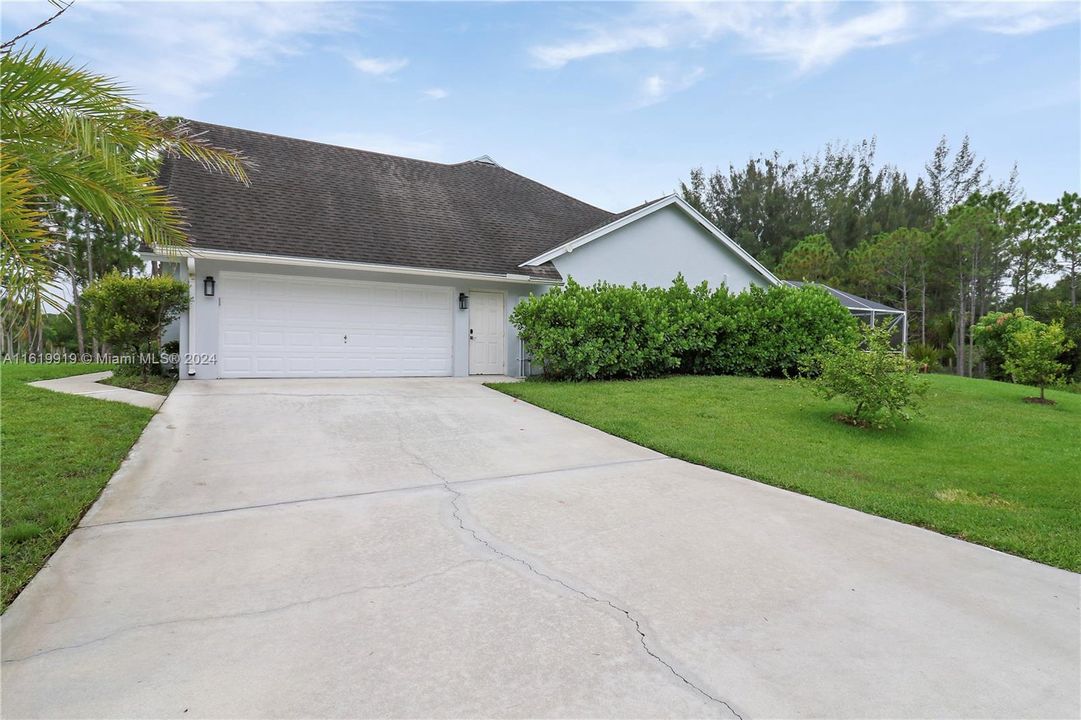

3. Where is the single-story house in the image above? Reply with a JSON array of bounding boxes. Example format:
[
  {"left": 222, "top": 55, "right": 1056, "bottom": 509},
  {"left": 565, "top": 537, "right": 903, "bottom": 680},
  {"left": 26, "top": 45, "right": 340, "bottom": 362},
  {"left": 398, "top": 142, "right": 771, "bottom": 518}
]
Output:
[{"left": 149, "top": 122, "right": 779, "bottom": 379}]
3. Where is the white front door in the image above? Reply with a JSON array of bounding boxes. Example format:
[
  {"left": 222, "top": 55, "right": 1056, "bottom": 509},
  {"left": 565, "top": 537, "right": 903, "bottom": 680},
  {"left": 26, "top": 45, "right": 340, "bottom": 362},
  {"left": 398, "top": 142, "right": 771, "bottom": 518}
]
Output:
[
  {"left": 219, "top": 272, "right": 453, "bottom": 378},
  {"left": 468, "top": 291, "right": 505, "bottom": 375}
]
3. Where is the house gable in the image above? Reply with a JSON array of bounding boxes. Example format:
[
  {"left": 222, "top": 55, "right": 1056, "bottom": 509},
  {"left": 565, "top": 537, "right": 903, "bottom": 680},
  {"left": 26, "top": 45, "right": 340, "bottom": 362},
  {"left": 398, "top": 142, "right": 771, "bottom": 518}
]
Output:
[{"left": 528, "top": 197, "right": 778, "bottom": 291}]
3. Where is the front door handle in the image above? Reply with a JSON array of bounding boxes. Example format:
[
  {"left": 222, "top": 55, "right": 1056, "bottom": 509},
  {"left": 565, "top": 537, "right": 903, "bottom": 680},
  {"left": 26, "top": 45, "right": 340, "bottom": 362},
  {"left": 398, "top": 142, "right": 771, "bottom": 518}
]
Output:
[{"left": 469, "top": 328, "right": 474, "bottom": 340}]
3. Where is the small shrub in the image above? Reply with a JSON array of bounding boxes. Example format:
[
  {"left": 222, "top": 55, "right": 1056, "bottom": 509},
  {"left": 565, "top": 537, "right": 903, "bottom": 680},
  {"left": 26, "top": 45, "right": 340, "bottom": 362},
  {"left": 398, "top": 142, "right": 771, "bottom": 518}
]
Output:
[
  {"left": 1003, "top": 319, "right": 1072, "bottom": 403},
  {"left": 82, "top": 272, "right": 190, "bottom": 378},
  {"left": 802, "top": 324, "right": 928, "bottom": 428},
  {"left": 908, "top": 342, "right": 941, "bottom": 372}
]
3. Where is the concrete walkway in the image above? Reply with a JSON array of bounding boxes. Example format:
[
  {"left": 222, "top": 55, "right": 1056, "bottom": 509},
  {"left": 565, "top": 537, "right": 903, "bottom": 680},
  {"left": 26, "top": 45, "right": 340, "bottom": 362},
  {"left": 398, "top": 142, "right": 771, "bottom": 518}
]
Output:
[
  {"left": 1, "top": 378, "right": 1078, "bottom": 718},
  {"left": 29, "top": 371, "right": 166, "bottom": 410}
]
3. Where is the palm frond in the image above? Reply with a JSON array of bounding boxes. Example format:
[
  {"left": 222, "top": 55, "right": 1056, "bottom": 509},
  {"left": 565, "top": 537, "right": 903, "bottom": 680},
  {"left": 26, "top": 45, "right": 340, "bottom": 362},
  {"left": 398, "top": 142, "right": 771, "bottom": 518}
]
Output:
[
  {"left": 6, "top": 141, "right": 188, "bottom": 247},
  {"left": 143, "top": 114, "right": 252, "bottom": 184},
  {"left": 0, "top": 48, "right": 131, "bottom": 124},
  {"left": 0, "top": 159, "right": 63, "bottom": 321},
  {"left": 0, "top": 46, "right": 251, "bottom": 314}
]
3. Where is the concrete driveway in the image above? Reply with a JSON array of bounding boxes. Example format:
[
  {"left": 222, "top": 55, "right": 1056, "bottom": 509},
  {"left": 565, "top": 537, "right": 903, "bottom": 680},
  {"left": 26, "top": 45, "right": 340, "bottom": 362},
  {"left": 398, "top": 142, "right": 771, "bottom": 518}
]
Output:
[{"left": 2, "top": 379, "right": 1078, "bottom": 719}]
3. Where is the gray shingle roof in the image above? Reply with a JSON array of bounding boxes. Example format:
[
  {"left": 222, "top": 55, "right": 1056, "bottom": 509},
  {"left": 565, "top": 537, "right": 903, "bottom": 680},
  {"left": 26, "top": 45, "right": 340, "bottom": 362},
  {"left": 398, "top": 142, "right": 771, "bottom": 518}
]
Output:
[{"left": 160, "top": 121, "right": 623, "bottom": 281}]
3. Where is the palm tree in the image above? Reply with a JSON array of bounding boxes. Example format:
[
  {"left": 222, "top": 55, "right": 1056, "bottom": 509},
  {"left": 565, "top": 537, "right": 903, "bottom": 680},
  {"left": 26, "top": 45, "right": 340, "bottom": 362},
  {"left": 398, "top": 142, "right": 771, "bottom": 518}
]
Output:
[{"left": 1, "top": 46, "right": 251, "bottom": 341}]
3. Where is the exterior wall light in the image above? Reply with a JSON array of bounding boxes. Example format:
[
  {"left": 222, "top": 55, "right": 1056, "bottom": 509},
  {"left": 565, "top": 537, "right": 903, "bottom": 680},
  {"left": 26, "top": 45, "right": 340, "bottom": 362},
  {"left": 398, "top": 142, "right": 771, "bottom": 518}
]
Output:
[
  {"left": 458, "top": 292, "right": 469, "bottom": 310},
  {"left": 204, "top": 276, "right": 216, "bottom": 297}
]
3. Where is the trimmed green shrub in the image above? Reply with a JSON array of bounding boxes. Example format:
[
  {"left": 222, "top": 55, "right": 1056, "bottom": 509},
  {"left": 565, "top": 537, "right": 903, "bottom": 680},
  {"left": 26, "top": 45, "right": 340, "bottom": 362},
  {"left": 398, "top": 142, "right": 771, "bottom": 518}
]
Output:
[
  {"left": 802, "top": 324, "right": 928, "bottom": 428},
  {"left": 706, "top": 284, "right": 857, "bottom": 377},
  {"left": 82, "top": 272, "right": 190, "bottom": 378},
  {"left": 664, "top": 275, "right": 734, "bottom": 374},
  {"left": 511, "top": 279, "right": 677, "bottom": 380},
  {"left": 511, "top": 276, "right": 857, "bottom": 381}
]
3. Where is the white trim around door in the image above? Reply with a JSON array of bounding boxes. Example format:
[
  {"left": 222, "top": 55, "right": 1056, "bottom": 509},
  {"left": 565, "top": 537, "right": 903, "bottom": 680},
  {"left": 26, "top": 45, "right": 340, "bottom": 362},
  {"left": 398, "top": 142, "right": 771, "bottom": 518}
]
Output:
[{"left": 468, "top": 290, "right": 506, "bottom": 375}]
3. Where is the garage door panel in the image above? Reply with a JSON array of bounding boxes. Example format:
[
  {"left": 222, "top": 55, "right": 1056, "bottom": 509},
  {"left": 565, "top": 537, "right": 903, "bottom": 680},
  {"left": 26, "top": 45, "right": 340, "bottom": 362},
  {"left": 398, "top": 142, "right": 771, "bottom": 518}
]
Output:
[
  {"left": 227, "top": 300, "right": 257, "bottom": 321},
  {"left": 255, "top": 357, "right": 286, "bottom": 373},
  {"left": 255, "top": 331, "right": 283, "bottom": 347},
  {"left": 286, "top": 332, "right": 317, "bottom": 347},
  {"left": 221, "top": 357, "right": 253, "bottom": 374},
  {"left": 223, "top": 330, "right": 252, "bottom": 346},
  {"left": 219, "top": 272, "right": 453, "bottom": 378}
]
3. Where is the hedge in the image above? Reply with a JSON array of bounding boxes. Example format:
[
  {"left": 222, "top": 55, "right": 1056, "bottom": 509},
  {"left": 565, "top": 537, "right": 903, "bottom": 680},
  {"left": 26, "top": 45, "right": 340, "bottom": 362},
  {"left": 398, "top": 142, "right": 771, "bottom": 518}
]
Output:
[{"left": 511, "top": 276, "right": 857, "bottom": 381}]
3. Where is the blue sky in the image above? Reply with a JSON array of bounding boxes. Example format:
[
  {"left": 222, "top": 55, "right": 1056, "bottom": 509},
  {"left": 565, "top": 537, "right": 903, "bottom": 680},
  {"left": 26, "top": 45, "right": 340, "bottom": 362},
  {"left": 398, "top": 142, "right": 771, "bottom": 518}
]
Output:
[{"left": 4, "top": 1, "right": 1079, "bottom": 210}]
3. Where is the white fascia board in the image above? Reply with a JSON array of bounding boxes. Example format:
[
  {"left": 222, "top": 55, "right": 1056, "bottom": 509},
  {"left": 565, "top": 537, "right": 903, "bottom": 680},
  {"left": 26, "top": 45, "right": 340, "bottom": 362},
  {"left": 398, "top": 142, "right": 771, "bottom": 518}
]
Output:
[
  {"left": 148, "top": 247, "right": 555, "bottom": 285},
  {"left": 518, "top": 194, "right": 781, "bottom": 287},
  {"left": 140, "top": 249, "right": 183, "bottom": 263},
  {"left": 519, "top": 195, "right": 680, "bottom": 267}
]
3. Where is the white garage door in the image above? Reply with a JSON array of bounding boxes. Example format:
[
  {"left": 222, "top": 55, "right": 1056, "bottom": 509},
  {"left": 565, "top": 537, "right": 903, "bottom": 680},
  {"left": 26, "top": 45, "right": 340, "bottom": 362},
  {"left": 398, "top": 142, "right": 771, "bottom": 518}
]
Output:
[{"left": 219, "top": 272, "right": 453, "bottom": 378}]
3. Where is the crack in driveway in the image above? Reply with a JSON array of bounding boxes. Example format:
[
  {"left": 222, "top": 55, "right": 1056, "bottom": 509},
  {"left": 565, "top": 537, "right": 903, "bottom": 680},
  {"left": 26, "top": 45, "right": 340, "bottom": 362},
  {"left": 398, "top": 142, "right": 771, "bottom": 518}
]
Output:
[
  {"left": 442, "top": 479, "right": 744, "bottom": 719},
  {"left": 380, "top": 412, "right": 743, "bottom": 713},
  {"left": 2, "top": 560, "right": 484, "bottom": 665},
  {"left": 79, "top": 459, "right": 666, "bottom": 530},
  {"left": 384, "top": 409, "right": 743, "bottom": 718}
]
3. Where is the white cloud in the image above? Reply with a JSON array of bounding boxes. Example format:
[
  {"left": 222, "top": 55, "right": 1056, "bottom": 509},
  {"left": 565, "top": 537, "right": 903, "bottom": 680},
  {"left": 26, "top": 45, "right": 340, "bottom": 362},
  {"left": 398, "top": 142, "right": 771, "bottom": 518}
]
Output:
[
  {"left": 642, "top": 75, "right": 665, "bottom": 99},
  {"left": 318, "top": 131, "right": 442, "bottom": 161},
  {"left": 531, "top": 23, "right": 679, "bottom": 69},
  {"left": 530, "top": 1, "right": 1078, "bottom": 73},
  {"left": 349, "top": 55, "right": 409, "bottom": 76},
  {"left": 940, "top": 1, "right": 1080, "bottom": 35},
  {"left": 423, "top": 87, "right": 450, "bottom": 100},
  {"left": 0, "top": 1, "right": 359, "bottom": 115},
  {"left": 638, "top": 66, "right": 704, "bottom": 107},
  {"left": 750, "top": 3, "right": 911, "bottom": 73}
]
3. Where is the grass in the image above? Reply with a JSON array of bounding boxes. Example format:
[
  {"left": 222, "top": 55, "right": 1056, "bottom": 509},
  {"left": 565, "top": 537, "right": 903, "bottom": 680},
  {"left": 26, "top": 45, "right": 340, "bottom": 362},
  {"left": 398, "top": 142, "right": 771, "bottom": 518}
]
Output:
[
  {"left": 1, "top": 362, "right": 156, "bottom": 610},
  {"left": 100, "top": 371, "right": 176, "bottom": 395},
  {"left": 490, "top": 374, "right": 1081, "bottom": 571}
]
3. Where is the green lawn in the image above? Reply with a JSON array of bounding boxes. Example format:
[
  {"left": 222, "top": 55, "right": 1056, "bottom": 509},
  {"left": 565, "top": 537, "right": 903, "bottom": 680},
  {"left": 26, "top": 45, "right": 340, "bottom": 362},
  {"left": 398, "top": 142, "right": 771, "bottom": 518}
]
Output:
[
  {"left": 490, "top": 374, "right": 1081, "bottom": 571},
  {"left": 1, "top": 363, "right": 156, "bottom": 610}
]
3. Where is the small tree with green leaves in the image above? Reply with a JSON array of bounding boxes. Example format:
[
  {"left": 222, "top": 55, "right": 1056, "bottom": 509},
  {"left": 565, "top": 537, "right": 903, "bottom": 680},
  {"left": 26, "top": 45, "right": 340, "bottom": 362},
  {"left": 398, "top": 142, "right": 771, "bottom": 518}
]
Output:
[
  {"left": 802, "top": 324, "right": 928, "bottom": 428},
  {"left": 972, "top": 308, "right": 1034, "bottom": 381},
  {"left": 1003, "top": 319, "right": 1072, "bottom": 403},
  {"left": 82, "top": 273, "right": 189, "bottom": 378}
]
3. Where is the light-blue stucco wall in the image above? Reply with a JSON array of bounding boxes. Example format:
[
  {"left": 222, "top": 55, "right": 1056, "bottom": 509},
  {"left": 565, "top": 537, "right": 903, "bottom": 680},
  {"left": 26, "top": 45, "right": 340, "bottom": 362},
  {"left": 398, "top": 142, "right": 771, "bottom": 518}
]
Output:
[{"left": 549, "top": 204, "right": 771, "bottom": 292}]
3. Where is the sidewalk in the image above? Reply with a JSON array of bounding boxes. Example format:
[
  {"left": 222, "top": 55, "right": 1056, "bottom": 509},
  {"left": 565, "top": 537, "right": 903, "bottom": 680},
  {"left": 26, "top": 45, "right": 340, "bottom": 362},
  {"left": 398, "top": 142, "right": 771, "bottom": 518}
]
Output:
[{"left": 29, "top": 371, "right": 166, "bottom": 410}]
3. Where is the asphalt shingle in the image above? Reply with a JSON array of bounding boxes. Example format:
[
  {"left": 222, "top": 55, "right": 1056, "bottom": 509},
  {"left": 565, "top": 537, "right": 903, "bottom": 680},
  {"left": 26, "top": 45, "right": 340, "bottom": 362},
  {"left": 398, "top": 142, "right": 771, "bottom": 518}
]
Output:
[{"left": 160, "top": 121, "right": 623, "bottom": 281}]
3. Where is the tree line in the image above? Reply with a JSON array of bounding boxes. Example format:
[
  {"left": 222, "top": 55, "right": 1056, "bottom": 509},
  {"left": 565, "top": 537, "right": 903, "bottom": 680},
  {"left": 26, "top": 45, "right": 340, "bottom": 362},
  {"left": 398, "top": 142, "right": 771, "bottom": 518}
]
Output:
[{"left": 681, "top": 137, "right": 1080, "bottom": 380}]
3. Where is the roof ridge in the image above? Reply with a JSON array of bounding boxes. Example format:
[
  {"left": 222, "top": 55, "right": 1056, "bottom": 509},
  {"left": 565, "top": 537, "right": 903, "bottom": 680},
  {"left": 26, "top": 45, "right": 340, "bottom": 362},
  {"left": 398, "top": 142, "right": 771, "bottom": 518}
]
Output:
[
  {"left": 182, "top": 119, "right": 458, "bottom": 168},
  {"left": 474, "top": 162, "right": 615, "bottom": 216}
]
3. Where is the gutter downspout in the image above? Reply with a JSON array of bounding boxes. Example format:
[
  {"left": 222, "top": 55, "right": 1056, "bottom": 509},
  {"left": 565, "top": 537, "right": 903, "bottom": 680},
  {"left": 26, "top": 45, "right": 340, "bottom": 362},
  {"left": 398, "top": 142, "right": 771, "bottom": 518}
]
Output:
[{"left": 186, "top": 257, "right": 197, "bottom": 376}]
